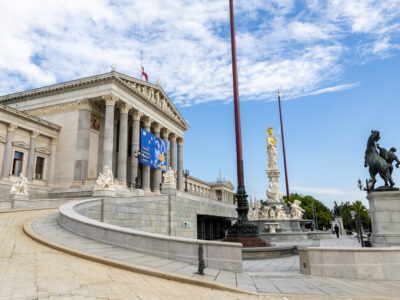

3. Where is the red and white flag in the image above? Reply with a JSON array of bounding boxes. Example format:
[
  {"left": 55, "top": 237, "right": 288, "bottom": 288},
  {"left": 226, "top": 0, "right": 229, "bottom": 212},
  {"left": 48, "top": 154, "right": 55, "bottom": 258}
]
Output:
[{"left": 141, "top": 66, "right": 148, "bottom": 82}]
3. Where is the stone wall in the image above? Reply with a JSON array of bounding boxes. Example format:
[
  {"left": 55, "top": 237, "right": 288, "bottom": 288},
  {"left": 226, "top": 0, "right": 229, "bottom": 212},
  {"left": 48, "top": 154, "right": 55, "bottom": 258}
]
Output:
[
  {"left": 299, "top": 246, "right": 400, "bottom": 280},
  {"left": 60, "top": 199, "right": 243, "bottom": 272},
  {"left": 76, "top": 192, "right": 237, "bottom": 239}
]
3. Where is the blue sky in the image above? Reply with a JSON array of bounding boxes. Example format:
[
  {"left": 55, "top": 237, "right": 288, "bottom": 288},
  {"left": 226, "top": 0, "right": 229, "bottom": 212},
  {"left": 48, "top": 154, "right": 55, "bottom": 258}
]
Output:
[{"left": 1, "top": 0, "right": 400, "bottom": 208}]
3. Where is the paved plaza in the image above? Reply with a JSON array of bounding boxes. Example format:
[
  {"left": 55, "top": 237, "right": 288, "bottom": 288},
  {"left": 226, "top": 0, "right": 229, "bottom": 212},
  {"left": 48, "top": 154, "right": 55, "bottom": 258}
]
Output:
[{"left": 11, "top": 209, "right": 399, "bottom": 299}]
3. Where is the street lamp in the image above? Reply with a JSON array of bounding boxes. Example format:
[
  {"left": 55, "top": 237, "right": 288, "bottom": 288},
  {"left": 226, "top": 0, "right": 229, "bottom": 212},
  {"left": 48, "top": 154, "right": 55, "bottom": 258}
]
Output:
[
  {"left": 183, "top": 169, "right": 190, "bottom": 192},
  {"left": 351, "top": 210, "right": 364, "bottom": 247}
]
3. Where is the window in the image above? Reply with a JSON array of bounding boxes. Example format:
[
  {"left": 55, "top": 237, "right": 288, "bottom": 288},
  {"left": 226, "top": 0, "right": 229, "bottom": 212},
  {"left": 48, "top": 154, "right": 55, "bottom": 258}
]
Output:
[
  {"left": 35, "top": 157, "right": 45, "bottom": 180},
  {"left": 12, "top": 151, "right": 23, "bottom": 176}
]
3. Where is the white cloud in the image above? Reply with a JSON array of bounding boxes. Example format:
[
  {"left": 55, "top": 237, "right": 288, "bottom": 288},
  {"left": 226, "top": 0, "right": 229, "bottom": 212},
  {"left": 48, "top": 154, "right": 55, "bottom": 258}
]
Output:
[
  {"left": 308, "top": 83, "right": 359, "bottom": 95},
  {"left": 292, "top": 185, "right": 368, "bottom": 208},
  {"left": 0, "top": 0, "right": 399, "bottom": 105}
]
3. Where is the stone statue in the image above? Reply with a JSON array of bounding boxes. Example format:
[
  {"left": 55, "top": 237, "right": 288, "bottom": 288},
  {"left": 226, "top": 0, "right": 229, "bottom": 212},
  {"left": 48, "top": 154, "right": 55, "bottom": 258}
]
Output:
[
  {"left": 364, "top": 130, "right": 396, "bottom": 189},
  {"left": 267, "top": 127, "right": 279, "bottom": 170},
  {"left": 95, "top": 166, "right": 115, "bottom": 190},
  {"left": 333, "top": 201, "right": 341, "bottom": 217},
  {"left": 9, "top": 173, "right": 28, "bottom": 195},
  {"left": 162, "top": 167, "right": 176, "bottom": 184},
  {"left": 290, "top": 200, "right": 305, "bottom": 219},
  {"left": 275, "top": 205, "right": 287, "bottom": 219},
  {"left": 377, "top": 143, "right": 400, "bottom": 176}
]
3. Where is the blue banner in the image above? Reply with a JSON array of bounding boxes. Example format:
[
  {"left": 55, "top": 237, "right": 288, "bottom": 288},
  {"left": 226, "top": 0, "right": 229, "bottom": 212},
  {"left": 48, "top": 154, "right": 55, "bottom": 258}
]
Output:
[{"left": 140, "top": 129, "right": 167, "bottom": 171}]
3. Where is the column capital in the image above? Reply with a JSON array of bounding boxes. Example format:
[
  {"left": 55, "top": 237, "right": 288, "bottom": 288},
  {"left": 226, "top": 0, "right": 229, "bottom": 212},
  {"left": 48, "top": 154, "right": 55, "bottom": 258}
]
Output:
[
  {"left": 77, "top": 98, "right": 92, "bottom": 110},
  {"left": 161, "top": 128, "right": 170, "bottom": 139},
  {"left": 131, "top": 110, "right": 143, "bottom": 121},
  {"left": 142, "top": 116, "right": 153, "bottom": 127},
  {"left": 102, "top": 94, "right": 119, "bottom": 106},
  {"left": 169, "top": 133, "right": 177, "bottom": 142},
  {"left": 177, "top": 137, "right": 184, "bottom": 146},
  {"left": 31, "top": 131, "right": 40, "bottom": 139},
  {"left": 51, "top": 138, "right": 58, "bottom": 145},
  {"left": 8, "top": 124, "right": 17, "bottom": 132},
  {"left": 118, "top": 102, "right": 132, "bottom": 114},
  {"left": 152, "top": 122, "right": 162, "bottom": 133}
]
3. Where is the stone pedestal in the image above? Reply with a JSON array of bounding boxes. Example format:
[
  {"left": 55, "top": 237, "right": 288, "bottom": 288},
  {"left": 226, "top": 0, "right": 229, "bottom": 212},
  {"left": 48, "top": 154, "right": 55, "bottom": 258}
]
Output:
[
  {"left": 6, "top": 194, "right": 29, "bottom": 209},
  {"left": 161, "top": 183, "right": 177, "bottom": 195},
  {"left": 331, "top": 217, "right": 345, "bottom": 235},
  {"left": 367, "top": 191, "right": 400, "bottom": 247}
]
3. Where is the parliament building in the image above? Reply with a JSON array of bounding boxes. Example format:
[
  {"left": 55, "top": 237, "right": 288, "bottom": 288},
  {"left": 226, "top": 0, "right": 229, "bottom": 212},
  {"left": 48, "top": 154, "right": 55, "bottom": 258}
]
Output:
[{"left": 0, "top": 71, "right": 236, "bottom": 239}]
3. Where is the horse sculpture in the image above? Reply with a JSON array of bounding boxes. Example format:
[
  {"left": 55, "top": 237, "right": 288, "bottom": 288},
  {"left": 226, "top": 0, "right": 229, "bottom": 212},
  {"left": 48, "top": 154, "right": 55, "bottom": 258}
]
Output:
[{"left": 364, "top": 130, "right": 394, "bottom": 190}]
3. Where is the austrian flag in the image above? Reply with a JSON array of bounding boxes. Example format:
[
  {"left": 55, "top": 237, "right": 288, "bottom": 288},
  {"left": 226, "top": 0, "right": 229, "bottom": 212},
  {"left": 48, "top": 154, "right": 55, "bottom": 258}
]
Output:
[{"left": 141, "top": 66, "right": 148, "bottom": 82}]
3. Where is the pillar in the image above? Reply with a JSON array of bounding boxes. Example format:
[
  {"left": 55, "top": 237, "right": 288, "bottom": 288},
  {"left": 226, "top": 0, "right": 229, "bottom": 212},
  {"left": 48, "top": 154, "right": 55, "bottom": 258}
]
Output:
[
  {"left": 73, "top": 99, "right": 91, "bottom": 181},
  {"left": 26, "top": 131, "right": 39, "bottom": 181},
  {"left": 102, "top": 94, "right": 118, "bottom": 171},
  {"left": 1, "top": 124, "right": 17, "bottom": 178},
  {"left": 170, "top": 134, "right": 177, "bottom": 172},
  {"left": 117, "top": 102, "right": 131, "bottom": 185},
  {"left": 141, "top": 116, "right": 152, "bottom": 191},
  {"left": 151, "top": 123, "right": 162, "bottom": 193},
  {"left": 161, "top": 128, "right": 170, "bottom": 170},
  {"left": 130, "top": 110, "right": 142, "bottom": 188},
  {"left": 177, "top": 137, "right": 184, "bottom": 190},
  {"left": 48, "top": 138, "right": 57, "bottom": 186}
]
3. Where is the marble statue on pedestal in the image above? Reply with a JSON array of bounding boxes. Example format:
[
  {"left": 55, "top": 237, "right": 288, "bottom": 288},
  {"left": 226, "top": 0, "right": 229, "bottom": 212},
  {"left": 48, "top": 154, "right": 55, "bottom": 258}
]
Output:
[
  {"left": 266, "top": 127, "right": 284, "bottom": 204},
  {"left": 9, "top": 173, "right": 28, "bottom": 195},
  {"left": 162, "top": 167, "right": 176, "bottom": 184},
  {"left": 290, "top": 200, "right": 305, "bottom": 219},
  {"left": 95, "top": 166, "right": 115, "bottom": 190}
]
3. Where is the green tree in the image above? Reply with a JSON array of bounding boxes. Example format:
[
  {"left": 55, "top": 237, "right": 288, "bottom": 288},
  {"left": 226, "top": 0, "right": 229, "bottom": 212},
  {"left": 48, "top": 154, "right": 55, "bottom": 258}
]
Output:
[
  {"left": 284, "top": 193, "right": 332, "bottom": 229},
  {"left": 337, "top": 200, "right": 370, "bottom": 231}
]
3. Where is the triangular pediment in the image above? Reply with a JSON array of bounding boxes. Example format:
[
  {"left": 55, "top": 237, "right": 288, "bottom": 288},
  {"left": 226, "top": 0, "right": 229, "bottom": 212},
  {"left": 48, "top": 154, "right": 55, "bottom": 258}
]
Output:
[{"left": 115, "top": 73, "right": 189, "bottom": 130}]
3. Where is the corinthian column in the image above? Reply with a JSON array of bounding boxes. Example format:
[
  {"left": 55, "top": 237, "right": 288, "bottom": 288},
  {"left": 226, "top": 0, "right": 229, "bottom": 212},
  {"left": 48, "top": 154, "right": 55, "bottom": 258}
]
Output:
[
  {"left": 102, "top": 94, "right": 118, "bottom": 171},
  {"left": 170, "top": 134, "right": 176, "bottom": 172},
  {"left": 117, "top": 102, "right": 131, "bottom": 185},
  {"left": 141, "top": 116, "right": 152, "bottom": 191},
  {"left": 130, "top": 110, "right": 143, "bottom": 188},
  {"left": 177, "top": 137, "right": 184, "bottom": 190},
  {"left": 27, "top": 131, "right": 39, "bottom": 181},
  {"left": 74, "top": 99, "right": 91, "bottom": 181},
  {"left": 1, "top": 124, "right": 17, "bottom": 178},
  {"left": 151, "top": 122, "right": 162, "bottom": 193}
]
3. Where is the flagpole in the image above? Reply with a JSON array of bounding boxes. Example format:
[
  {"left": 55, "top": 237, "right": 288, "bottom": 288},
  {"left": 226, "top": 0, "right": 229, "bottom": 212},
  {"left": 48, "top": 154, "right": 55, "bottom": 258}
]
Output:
[
  {"left": 278, "top": 89, "right": 290, "bottom": 203},
  {"left": 140, "top": 50, "right": 143, "bottom": 80},
  {"left": 227, "top": 0, "right": 258, "bottom": 238}
]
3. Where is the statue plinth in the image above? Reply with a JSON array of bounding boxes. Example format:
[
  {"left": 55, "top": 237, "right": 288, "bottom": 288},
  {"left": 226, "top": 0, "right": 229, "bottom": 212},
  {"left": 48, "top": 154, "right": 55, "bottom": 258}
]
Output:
[
  {"left": 266, "top": 168, "right": 284, "bottom": 204},
  {"left": 367, "top": 191, "right": 400, "bottom": 247}
]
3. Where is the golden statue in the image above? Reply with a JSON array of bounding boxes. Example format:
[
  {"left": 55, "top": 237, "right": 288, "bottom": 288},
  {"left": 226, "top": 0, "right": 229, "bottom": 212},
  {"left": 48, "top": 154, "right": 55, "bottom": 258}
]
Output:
[{"left": 267, "top": 127, "right": 279, "bottom": 170}]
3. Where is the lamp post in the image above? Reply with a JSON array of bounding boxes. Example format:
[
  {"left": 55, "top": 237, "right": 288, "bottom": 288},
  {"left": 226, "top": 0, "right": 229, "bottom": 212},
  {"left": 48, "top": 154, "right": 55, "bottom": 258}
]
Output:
[
  {"left": 351, "top": 210, "right": 364, "bottom": 247},
  {"left": 227, "top": 0, "right": 258, "bottom": 238},
  {"left": 183, "top": 169, "right": 189, "bottom": 192}
]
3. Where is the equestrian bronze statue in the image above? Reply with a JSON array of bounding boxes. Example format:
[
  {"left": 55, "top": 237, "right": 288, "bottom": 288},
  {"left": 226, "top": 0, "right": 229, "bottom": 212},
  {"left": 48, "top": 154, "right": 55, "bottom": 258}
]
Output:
[{"left": 364, "top": 130, "right": 399, "bottom": 190}]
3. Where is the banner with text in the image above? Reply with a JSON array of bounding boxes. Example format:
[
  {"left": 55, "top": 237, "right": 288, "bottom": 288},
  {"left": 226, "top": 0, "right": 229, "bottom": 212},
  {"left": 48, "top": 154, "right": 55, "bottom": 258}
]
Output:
[{"left": 140, "top": 128, "right": 167, "bottom": 171}]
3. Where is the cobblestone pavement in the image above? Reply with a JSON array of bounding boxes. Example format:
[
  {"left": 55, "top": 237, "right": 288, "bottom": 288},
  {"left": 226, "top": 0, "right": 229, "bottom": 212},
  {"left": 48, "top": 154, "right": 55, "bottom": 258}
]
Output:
[
  {"left": 29, "top": 212, "right": 400, "bottom": 299},
  {"left": 0, "top": 209, "right": 297, "bottom": 300}
]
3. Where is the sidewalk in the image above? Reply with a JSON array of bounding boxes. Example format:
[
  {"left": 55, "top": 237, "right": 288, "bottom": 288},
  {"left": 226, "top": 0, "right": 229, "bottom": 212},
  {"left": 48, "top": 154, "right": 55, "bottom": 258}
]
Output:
[{"left": 30, "top": 213, "right": 400, "bottom": 298}]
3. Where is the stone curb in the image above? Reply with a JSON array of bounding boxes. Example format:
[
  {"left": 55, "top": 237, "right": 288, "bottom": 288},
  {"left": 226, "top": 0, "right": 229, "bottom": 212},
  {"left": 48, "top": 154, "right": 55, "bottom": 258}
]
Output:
[
  {"left": 0, "top": 207, "right": 57, "bottom": 214},
  {"left": 23, "top": 217, "right": 256, "bottom": 296}
]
